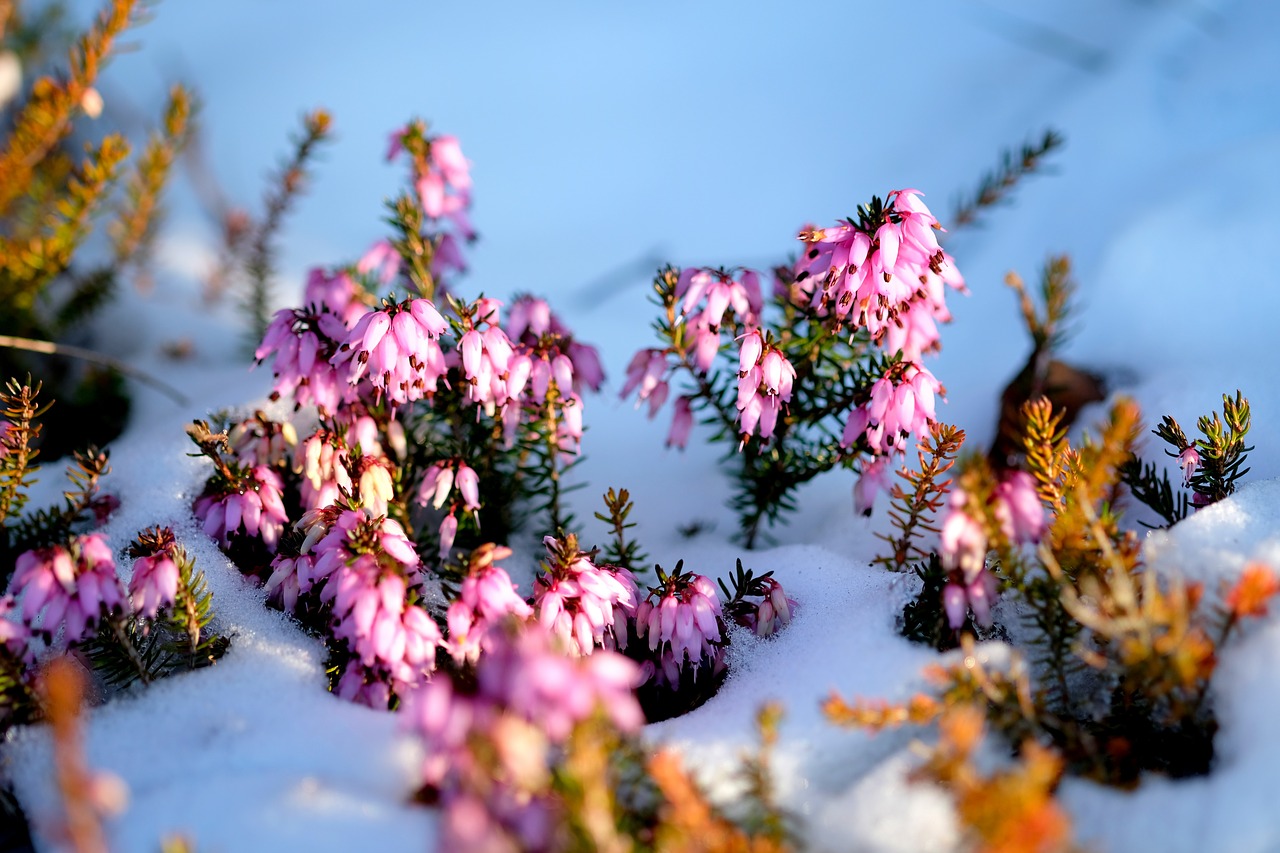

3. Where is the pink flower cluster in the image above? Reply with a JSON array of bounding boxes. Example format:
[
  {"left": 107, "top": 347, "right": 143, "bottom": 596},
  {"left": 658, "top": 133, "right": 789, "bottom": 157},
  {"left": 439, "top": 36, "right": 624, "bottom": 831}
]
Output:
[
  {"left": 939, "top": 471, "right": 1046, "bottom": 629},
  {"left": 741, "top": 577, "right": 794, "bottom": 639},
  {"left": 737, "top": 330, "right": 796, "bottom": 442},
  {"left": 403, "top": 623, "right": 643, "bottom": 850},
  {"left": 387, "top": 125, "right": 474, "bottom": 281},
  {"left": 620, "top": 348, "right": 670, "bottom": 419},
  {"left": 193, "top": 465, "right": 289, "bottom": 552},
  {"left": 676, "top": 268, "right": 763, "bottom": 371},
  {"left": 255, "top": 299, "right": 354, "bottom": 417},
  {"left": 636, "top": 569, "right": 724, "bottom": 686},
  {"left": 7, "top": 533, "right": 124, "bottom": 646},
  {"left": 128, "top": 530, "right": 181, "bottom": 620},
  {"left": 841, "top": 362, "right": 941, "bottom": 455},
  {"left": 445, "top": 545, "right": 532, "bottom": 664},
  {"left": 506, "top": 294, "right": 606, "bottom": 395},
  {"left": 292, "top": 509, "right": 441, "bottom": 703},
  {"left": 331, "top": 297, "right": 449, "bottom": 408},
  {"left": 794, "top": 189, "right": 964, "bottom": 360},
  {"left": 533, "top": 535, "right": 639, "bottom": 656}
]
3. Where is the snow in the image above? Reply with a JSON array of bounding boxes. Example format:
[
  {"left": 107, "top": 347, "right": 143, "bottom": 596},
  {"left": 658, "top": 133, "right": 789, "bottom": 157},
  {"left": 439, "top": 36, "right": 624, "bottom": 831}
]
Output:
[{"left": 6, "top": 0, "right": 1280, "bottom": 849}]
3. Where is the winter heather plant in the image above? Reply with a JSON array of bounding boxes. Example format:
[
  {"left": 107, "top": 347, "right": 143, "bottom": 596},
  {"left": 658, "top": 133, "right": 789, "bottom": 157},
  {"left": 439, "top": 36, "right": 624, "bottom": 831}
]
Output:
[
  {"left": 0, "top": 379, "right": 228, "bottom": 742},
  {"left": 623, "top": 190, "right": 964, "bottom": 547},
  {"left": 189, "top": 116, "right": 803, "bottom": 848},
  {"left": 828, "top": 386, "right": 1276, "bottom": 850}
]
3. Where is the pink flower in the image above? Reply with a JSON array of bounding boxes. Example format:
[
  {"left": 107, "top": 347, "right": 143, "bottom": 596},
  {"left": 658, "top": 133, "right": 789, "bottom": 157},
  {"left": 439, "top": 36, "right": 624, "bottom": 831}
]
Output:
[
  {"left": 619, "top": 348, "right": 670, "bottom": 418},
  {"left": 854, "top": 456, "right": 891, "bottom": 517},
  {"left": 415, "top": 460, "right": 480, "bottom": 513},
  {"left": 254, "top": 303, "right": 353, "bottom": 416},
  {"left": 943, "top": 568, "right": 996, "bottom": 629},
  {"left": 10, "top": 534, "right": 125, "bottom": 645},
  {"left": 794, "top": 190, "right": 963, "bottom": 347},
  {"left": 129, "top": 545, "right": 180, "bottom": 621},
  {"left": 331, "top": 298, "right": 449, "bottom": 407},
  {"left": 297, "top": 429, "right": 353, "bottom": 511},
  {"left": 533, "top": 535, "right": 638, "bottom": 656},
  {"left": 666, "top": 396, "right": 695, "bottom": 449},
  {"left": 445, "top": 546, "right": 534, "bottom": 664},
  {"left": 0, "top": 595, "right": 31, "bottom": 655},
  {"left": 736, "top": 336, "right": 795, "bottom": 444},
  {"left": 938, "top": 492, "right": 987, "bottom": 584},
  {"left": 228, "top": 413, "right": 296, "bottom": 468},
  {"left": 993, "top": 471, "right": 1046, "bottom": 545},
  {"left": 675, "top": 267, "right": 762, "bottom": 330},
  {"left": 635, "top": 567, "right": 723, "bottom": 686},
  {"left": 402, "top": 621, "right": 642, "bottom": 852},
  {"left": 356, "top": 239, "right": 402, "bottom": 286},
  {"left": 842, "top": 362, "right": 940, "bottom": 455},
  {"left": 193, "top": 465, "right": 289, "bottom": 552},
  {"left": 1178, "top": 446, "right": 1202, "bottom": 487},
  {"left": 304, "top": 267, "right": 366, "bottom": 326},
  {"left": 324, "top": 562, "right": 441, "bottom": 697}
]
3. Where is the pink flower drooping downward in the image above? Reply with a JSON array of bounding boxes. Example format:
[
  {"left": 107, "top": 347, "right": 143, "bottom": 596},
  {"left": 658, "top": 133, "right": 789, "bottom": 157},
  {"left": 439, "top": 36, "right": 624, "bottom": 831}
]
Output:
[
  {"left": 445, "top": 545, "right": 533, "bottom": 664},
  {"left": 635, "top": 562, "right": 724, "bottom": 687},
  {"left": 736, "top": 330, "right": 796, "bottom": 443},
  {"left": 794, "top": 189, "right": 964, "bottom": 359},
  {"left": 127, "top": 526, "right": 182, "bottom": 620},
  {"left": 533, "top": 534, "right": 639, "bottom": 656},
  {"left": 10, "top": 533, "right": 125, "bottom": 646},
  {"left": 331, "top": 297, "right": 449, "bottom": 408},
  {"left": 193, "top": 465, "right": 289, "bottom": 553}
]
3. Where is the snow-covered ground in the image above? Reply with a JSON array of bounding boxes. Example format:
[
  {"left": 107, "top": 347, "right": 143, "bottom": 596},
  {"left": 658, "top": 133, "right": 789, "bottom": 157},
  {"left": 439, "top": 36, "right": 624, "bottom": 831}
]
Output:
[{"left": 6, "top": 0, "right": 1280, "bottom": 850}]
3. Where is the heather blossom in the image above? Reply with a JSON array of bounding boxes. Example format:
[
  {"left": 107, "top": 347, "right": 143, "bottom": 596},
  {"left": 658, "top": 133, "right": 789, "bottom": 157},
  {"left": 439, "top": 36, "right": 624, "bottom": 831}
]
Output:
[
  {"left": 10, "top": 533, "right": 125, "bottom": 646},
  {"left": 193, "top": 465, "right": 289, "bottom": 552},
  {"left": 126, "top": 527, "right": 182, "bottom": 620},
  {"left": 254, "top": 302, "right": 353, "bottom": 416},
  {"left": 736, "top": 333, "right": 796, "bottom": 443},
  {"left": 666, "top": 395, "right": 695, "bottom": 449},
  {"left": 1178, "top": 446, "right": 1202, "bottom": 487},
  {"left": 533, "top": 534, "right": 639, "bottom": 656},
  {"left": 794, "top": 189, "right": 964, "bottom": 349},
  {"left": 635, "top": 564, "right": 724, "bottom": 686},
  {"left": 505, "top": 294, "right": 606, "bottom": 394},
  {"left": 303, "top": 508, "right": 438, "bottom": 699},
  {"left": 445, "top": 545, "right": 533, "bottom": 664},
  {"left": 331, "top": 297, "right": 449, "bottom": 407},
  {"left": 387, "top": 124, "right": 475, "bottom": 254},
  {"left": 227, "top": 411, "right": 297, "bottom": 468},
  {"left": 841, "top": 363, "right": 941, "bottom": 455},
  {"left": 993, "top": 470, "right": 1047, "bottom": 545},
  {"left": 619, "top": 348, "right": 670, "bottom": 418},
  {"left": 296, "top": 429, "right": 353, "bottom": 511}
]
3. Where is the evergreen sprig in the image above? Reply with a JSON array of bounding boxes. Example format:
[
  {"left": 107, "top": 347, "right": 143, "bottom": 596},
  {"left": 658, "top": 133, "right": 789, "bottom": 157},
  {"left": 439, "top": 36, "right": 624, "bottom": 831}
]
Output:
[
  {"left": 951, "top": 128, "right": 1064, "bottom": 230},
  {"left": 111, "top": 84, "right": 195, "bottom": 277},
  {"left": 242, "top": 108, "right": 333, "bottom": 345},
  {"left": 876, "top": 422, "right": 966, "bottom": 572},
  {"left": 0, "top": 376, "right": 44, "bottom": 527},
  {"left": 594, "top": 487, "right": 647, "bottom": 574},
  {"left": 0, "top": 0, "right": 138, "bottom": 216}
]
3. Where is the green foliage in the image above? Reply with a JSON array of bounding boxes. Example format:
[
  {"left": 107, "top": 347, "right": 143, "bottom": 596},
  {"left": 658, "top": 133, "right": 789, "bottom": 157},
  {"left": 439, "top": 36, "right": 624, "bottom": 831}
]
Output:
[
  {"left": 1125, "top": 390, "right": 1253, "bottom": 527},
  {"left": 951, "top": 128, "right": 1065, "bottom": 229},
  {"left": 594, "top": 487, "right": 647, "bottom": 574},
  {"left": 239, "top": 109, "right": 332, "bottom": 347},
  {"left": 83, "top": 543, "right": 229, "bottom": 690},
  {"left": 639, "top": 239, "right": 919, "bottom": 548}
]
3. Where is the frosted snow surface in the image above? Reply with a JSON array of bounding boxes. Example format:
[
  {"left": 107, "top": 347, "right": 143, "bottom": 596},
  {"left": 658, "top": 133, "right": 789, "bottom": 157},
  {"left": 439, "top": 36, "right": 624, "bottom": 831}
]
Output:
[{"left": 6, "top": 0, "right": 1280, "bottom": 850}]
